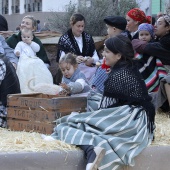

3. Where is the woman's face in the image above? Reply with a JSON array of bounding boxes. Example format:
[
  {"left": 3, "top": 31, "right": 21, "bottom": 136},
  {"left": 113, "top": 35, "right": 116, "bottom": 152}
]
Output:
[
  {"left": 20, "top": 18, "right": 35, "bottom": 31},
  {"left": 103, "top": 47, "right": 121, "bottom": 67},
  {"left": 155, "top": 17, "right": 170, "bottom": 38},
  {"left": 71, "top": 20, "right": 85, "bottom": 37},
  {"left": 126, "top": 15, "right": 139, "bottom": 32}
]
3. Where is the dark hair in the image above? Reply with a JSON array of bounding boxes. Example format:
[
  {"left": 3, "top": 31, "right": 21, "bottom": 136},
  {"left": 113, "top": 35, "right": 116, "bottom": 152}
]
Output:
[
  {"left": 70, "top": 13, "right": 85, "bottom": 25},
  {"left": 0, "top": 15, "right": 8, "bottom": 31},
  {"left": 105, "top": 35, "right": 134, "bottom": 62},
  {"left": 59, "top": 53, "right": 78, "bottom": 66},
  {"left": 152, "top": 17, "right": 156, "bottom": 26}
]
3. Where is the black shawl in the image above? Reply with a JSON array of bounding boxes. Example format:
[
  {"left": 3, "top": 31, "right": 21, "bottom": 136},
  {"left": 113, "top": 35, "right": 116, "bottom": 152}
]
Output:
[
  {"left": 56, "top": 29, "right": 95, "bottom": 62},
  {"left": 100, "top": 61, "right": 155, "bottom": 132}
]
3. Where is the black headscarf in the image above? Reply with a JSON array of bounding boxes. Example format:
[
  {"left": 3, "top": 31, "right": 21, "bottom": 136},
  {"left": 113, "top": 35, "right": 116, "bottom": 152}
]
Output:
[{"left": 0, "top": 15, "right": 8, "bottom": 31}]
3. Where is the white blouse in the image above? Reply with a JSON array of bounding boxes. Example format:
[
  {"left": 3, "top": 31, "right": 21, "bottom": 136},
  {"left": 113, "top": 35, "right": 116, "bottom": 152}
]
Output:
[{"left": 60, "top": 35, "right": 99, "bottom": 63}]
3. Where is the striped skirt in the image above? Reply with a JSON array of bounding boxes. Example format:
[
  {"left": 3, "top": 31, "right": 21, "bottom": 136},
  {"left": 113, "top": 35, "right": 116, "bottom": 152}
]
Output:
[
  {"left": 53, "top": 105, "right": 153, "bottom": 170},
  {"left": 135, "top": 53, "right": 167, "bottom": 92}
]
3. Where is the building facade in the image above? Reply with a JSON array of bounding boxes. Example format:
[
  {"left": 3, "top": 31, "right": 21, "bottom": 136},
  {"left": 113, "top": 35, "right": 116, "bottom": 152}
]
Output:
[
  {"left": 0, "top": 0, "right": 78, "bottom": 30},
  {"left": 0, "top": 0, "right": 170, "bottom": 31}
]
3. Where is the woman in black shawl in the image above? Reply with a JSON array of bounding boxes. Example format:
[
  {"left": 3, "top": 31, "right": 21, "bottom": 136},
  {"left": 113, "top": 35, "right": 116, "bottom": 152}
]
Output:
[{"left": 56, "top": 13, "right": 99, "bottom": 82}]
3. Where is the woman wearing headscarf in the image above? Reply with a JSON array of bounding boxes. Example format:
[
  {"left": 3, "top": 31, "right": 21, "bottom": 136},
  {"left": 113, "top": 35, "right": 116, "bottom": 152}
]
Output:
[{"left": 126, "top": 8, "right": 149, "bottom": 40}]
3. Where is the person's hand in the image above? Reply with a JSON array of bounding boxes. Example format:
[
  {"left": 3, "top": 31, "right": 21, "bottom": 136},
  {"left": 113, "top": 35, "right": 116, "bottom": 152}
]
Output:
[
  {"left": 85, "top": 57, "right": 94, "bottom": 66},
  {"left": 15, "top": 51, "right": 20, "bottom": 57},
  {"left": 25, "top": 39, "right": 32, "bottom": 45},
  {"left": 60, "top": 83, "right": 70, "bottom": 91},
  {"left": 76, "top": 56, "right": 84, "bottom": 64},
  {"left": 59, "top": 83, "right": 71, "bottom": 95}
]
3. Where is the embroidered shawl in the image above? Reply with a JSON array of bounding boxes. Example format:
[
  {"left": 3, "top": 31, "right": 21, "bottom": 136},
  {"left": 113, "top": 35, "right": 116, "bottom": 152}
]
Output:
[{"left": 56, "top": 29, "right": 95, "bottom": 62}]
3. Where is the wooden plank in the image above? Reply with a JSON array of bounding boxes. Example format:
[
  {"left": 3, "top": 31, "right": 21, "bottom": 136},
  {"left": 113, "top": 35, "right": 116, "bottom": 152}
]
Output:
[
  {"left": 7, "top": 95, "right": 87, "bottom": 111},
  {"left": 7, "top": 119, "right": 55, "bottom": 134},
  {"left": 7, "top": 108, "right": 70, "bottom": 122},
  {"left": 40, "top": 36, "right": 106, "bottom": 44}
]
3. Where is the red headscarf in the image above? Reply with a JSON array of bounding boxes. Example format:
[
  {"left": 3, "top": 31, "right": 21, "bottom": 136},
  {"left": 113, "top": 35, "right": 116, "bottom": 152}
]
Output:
[
  {"left": 127, "top": 8, "right": 147, "bottom": 24},
  {"left": 146, "top": 16, "right": 152, "bottom": 24}
]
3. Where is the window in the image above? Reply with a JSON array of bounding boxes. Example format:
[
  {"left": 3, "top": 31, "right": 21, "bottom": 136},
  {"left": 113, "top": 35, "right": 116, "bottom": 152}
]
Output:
[
  {"left": 2, "top": 0, "right": 8, "bottom": 14},
  {"left": 25, "top": 0, "right": 42, "bottom": 12},
  {"left": 11, "top": 0, "right": 20, "bottom": 14}
]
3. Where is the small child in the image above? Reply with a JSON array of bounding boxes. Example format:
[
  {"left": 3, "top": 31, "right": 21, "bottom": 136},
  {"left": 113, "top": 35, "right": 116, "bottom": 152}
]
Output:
[
  {"left": 132, "top": 23, "right": 167, "bottom": 92},
  {"left": 14, "top": 28, "right": 40, "bottom": 57},
  {"left": 59, "top": 53, "right": 91, "bottom": 95},
  {"left": 15, "top": 28, "right": 53, "bottom": 93}
]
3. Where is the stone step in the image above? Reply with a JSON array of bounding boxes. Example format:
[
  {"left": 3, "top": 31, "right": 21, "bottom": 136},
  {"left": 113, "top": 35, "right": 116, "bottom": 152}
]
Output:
[{"left": 0, "top": 146, "right": 170, "bottom": 170}]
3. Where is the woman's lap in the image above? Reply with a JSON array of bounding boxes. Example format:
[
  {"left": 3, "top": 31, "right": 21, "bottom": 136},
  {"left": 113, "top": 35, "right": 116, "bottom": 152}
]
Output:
[{"left": 52, "top": 105, "right": 152, "bottom": 170}]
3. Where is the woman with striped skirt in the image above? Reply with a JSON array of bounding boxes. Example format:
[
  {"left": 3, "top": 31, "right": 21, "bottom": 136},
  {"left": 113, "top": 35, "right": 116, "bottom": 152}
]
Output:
[{"left": 52, "top": 35, "right": 155, "bottom": 170}]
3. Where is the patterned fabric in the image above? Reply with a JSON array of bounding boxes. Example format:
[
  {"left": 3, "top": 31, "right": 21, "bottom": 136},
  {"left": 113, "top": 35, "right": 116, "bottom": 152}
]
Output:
[
  {"left": 56, "top": 29, "right": 95, "bottom": 62},
  {"left": 0, "top": 59, "right": 6, "bottom": 83},
  {"left": 0, "top": 54, "right": 20, "bottom": 106},
  {"left": 0, "top": 35, "right": 18, "bottom": 64},
  {"left": 135, "top": 53, "right": 168, "bottom": 92},
  {"left": 163, "top": 14, "right": 170, "bottom": 25},
  {"left": 91, "top": 67, "right": 108, "bottom": 93},
  {"left": 0, "top": 105, "right": 7, "bottom": 128},
  {"left": 52, "top": 105, "right": 153, "bottom": 170},
  {"left": 127, "top": 8, "right": 147, "bottom": 24},
  {"left": 0, "top": 59, "right": 7, "bottom": 127},
  {"left": 138, "top": 23, "right": 154, "bottom": 38},
  {"left": 101, "top": 62, "right": 155, "bottom": 133},
  {"left": 146, "top": 16, "right": 152, "bottom": 24}
]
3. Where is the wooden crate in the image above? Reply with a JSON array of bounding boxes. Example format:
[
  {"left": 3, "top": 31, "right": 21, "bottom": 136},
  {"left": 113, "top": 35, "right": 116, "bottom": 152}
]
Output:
[{"left": 7, "top": 93, "right": 87, "bottom": 134}]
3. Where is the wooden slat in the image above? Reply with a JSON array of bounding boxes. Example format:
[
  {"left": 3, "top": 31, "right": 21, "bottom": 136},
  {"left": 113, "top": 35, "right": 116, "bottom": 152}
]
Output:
[
  {"left": 7, "top": 108, "right": 70, "bottom": 122},
  {"left": 7, "top": 119, "right": 55, "bottom": 135},
  {"left": 7, "top": 95, "right": 87, "bottom": 111}
]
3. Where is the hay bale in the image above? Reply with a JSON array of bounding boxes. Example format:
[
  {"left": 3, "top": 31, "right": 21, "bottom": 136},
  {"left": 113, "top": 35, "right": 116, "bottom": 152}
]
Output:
[
  {"left": 0, "top": 128, "right": 78, "bottom": 152},
  {"left": 152, "top": 110, "right": 170, "bottom": 146}
]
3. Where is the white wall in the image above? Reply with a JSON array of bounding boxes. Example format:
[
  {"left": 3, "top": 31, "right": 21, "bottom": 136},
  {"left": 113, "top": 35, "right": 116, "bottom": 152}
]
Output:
[
  {"left": 136, "top": 0, "right": 151, "bottom": 15},
  {"left": 42, "top": 0, "right": 78, "bottom": 12}
]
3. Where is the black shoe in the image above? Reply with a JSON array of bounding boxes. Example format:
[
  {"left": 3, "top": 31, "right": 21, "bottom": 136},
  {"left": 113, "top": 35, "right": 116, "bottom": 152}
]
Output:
[{"left": 86, "top": 147, "right": 106, "bottom": 170}]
